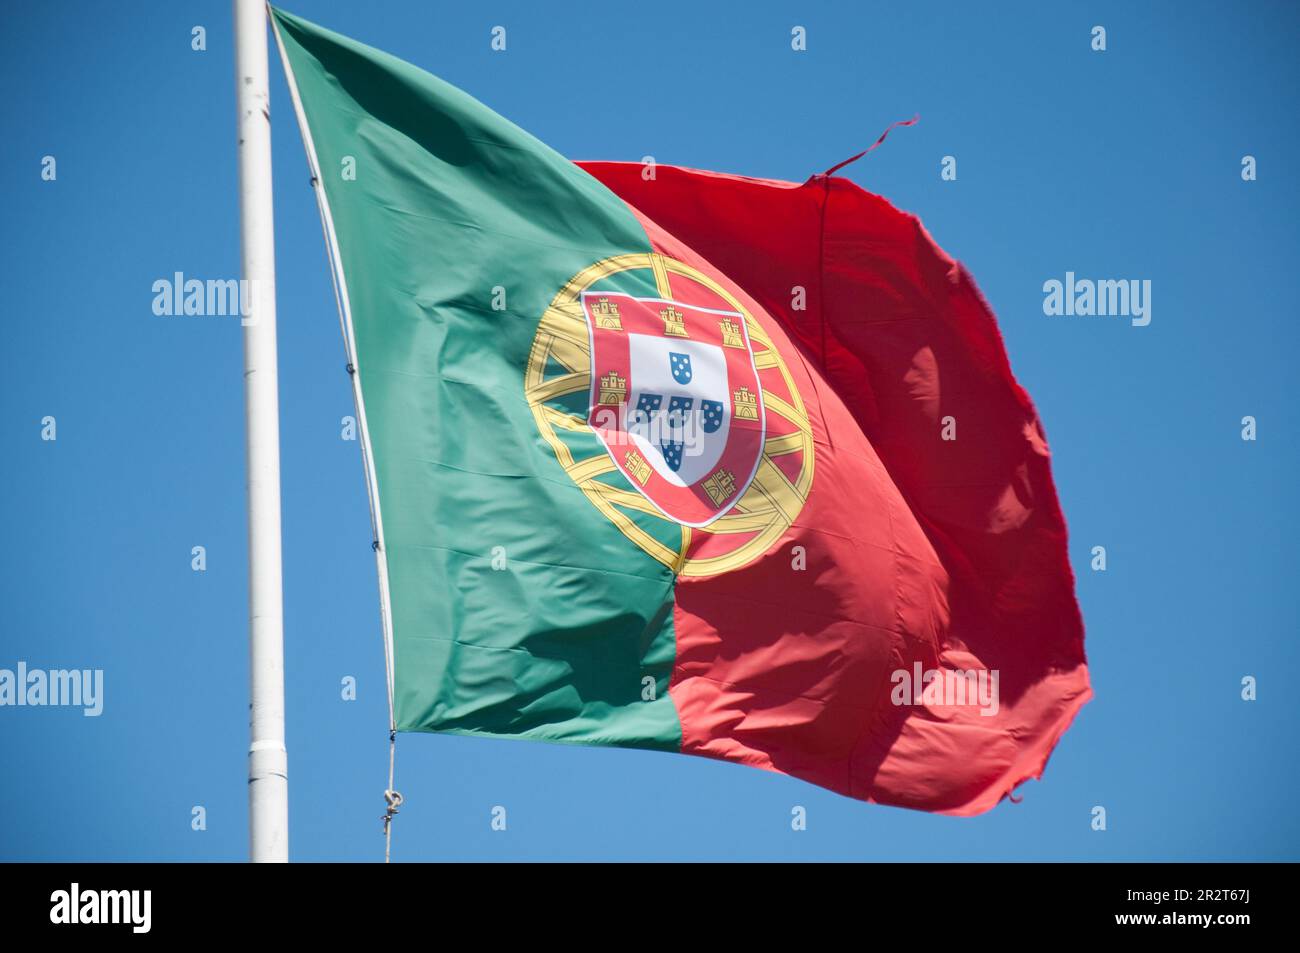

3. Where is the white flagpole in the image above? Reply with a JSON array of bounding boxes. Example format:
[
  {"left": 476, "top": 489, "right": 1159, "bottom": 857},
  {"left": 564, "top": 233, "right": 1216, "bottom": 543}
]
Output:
[{"left": 234, "top": 0, "right": 288, "bottom": 863}]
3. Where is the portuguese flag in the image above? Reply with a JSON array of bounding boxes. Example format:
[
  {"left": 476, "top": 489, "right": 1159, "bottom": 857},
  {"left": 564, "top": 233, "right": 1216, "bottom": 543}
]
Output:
[{"left": 273, "top": 7, "right": 1090, "bottom": 814}]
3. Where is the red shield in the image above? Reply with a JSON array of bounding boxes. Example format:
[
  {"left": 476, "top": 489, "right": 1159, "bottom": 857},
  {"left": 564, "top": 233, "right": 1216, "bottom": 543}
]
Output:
[{"left": 583, "top": 291, "right": 766, "bottom": 526}]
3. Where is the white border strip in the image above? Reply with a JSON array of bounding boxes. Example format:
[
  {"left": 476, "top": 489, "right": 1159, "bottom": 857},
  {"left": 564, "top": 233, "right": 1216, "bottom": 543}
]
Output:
[{"left": 271, "top": 12, "right": 397, "bottom": 730}]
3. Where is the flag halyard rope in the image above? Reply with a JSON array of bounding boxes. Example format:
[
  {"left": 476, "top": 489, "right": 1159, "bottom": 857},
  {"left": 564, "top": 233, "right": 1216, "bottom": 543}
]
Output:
[
  {"left": 383, "top": 730, "right": 402, "bottom": 863},
  {"left": 271, "top": 9, "right": 401, "bottom": 863}
]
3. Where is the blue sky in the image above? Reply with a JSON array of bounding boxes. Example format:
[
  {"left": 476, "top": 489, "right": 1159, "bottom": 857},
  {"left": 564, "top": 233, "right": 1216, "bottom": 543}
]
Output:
[{"left": 2, "top": 0, "right": 1297, "bottom": 861}]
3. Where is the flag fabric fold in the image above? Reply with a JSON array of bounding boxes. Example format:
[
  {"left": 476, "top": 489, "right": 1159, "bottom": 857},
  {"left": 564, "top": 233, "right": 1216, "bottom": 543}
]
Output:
[{"left": 272, "top": 6, "right": 1089, "bottom": 815}]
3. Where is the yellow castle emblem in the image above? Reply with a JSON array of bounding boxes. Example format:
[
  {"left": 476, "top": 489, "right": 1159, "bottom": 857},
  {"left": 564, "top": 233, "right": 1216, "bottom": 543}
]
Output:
[
  {"left": 660, "top": 306, "right": 687, "bottom": 337},
  {"left": 598, "top": 370, "right": 627, "bottom": 405},
  {"left": 732, "top": 386, "right": 759, "bottom": 420},
  {"left": 702, "top": 468, "right": 738, "bottom": 506},
  {"left": 719, "top": 318, "right": 744, "bottom": 349},
  {"left": 624, "top": 450, "right": 652, "bottom": 486},
  {"left": 590, "top": 296, "right": 622, "bottom": 330}
]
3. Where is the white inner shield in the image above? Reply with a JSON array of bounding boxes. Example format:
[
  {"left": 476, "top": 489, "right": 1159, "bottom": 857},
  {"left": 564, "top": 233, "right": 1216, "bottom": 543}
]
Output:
[{"left": 626, "top": 332, "right": 730, "bottom": 487}]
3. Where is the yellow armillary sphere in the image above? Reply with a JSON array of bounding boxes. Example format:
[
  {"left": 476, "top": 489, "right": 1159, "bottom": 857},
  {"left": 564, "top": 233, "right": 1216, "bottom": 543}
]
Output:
[{"left": 525, "top": 252, "right": 814, "bottom": 578}]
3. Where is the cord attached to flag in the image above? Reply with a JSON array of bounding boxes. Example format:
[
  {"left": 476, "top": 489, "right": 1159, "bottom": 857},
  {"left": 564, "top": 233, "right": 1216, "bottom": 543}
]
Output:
[{"left": 816, "top": 114, "right": 920, "bottom": 178}]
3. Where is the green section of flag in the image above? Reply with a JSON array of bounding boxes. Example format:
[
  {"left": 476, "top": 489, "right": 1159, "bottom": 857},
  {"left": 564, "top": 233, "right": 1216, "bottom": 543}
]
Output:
[{"left": 272, "top": 8, "right": 681, "bottom": 750}]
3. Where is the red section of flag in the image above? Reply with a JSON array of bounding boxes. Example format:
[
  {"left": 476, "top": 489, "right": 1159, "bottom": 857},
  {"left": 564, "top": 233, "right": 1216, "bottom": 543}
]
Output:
[{"left": 580, "top": 161, "right": 1090, "bottom": 814}]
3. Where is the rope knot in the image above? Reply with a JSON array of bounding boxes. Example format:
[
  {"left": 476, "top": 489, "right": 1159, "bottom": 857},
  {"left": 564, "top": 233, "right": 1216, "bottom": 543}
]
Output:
[{"left": 384, "top": 789, "right": 403, "bottom": 816}]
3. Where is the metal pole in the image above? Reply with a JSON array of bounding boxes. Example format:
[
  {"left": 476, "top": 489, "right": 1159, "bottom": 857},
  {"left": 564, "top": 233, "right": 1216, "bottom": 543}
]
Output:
[{"left": 234, "top": 0, "right": 288, "bottom": 863}]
